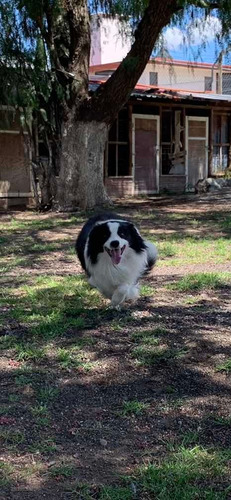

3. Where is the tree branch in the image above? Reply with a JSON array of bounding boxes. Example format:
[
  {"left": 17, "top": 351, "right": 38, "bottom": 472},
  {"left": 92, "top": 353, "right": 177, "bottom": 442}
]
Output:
[{"left": 85, "top": 0, "right": 181, "bottom": 123}]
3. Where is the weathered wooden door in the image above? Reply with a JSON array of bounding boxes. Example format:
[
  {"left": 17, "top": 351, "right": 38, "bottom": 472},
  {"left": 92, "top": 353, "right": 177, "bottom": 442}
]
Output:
[
  {"left": 186, "top": 117, "right": 209, "bottom": 191},
  {"left": 132, "top": 114, "right": 160, "bottom": 193}
]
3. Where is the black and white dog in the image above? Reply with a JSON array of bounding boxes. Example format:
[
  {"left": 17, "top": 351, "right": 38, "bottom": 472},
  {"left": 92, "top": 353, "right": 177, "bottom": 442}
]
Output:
[{"left": 76, "top": 213, "right": 157, "bottom": 307}]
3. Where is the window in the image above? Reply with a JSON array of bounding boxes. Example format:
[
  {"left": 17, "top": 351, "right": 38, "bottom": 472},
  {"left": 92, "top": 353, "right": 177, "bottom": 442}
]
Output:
[
  {"left": 161, "top": 109, "right": 185, "bottom": 175},
  {"left": 212, "top": 114, "right": 230, "bottom": 173},
  {"left": 95, "top": 70, "right": 114, "bottom": 76},
  {"left": 0, "top": 109, "right": 21, "bottom": 131},
  {"left": 222, "top": 73, "right": 231, "bottom": 95},
  {"left": 107, "top": 109, "right": 129, "bottom": 176},
  {"left": 149, "top": 72, "right": 158, "bottom": 85},
  {"left": 204, "top": 76, "right": 212, "bottom": 91},
  {"left": 216, "top": 72, "right": 231, "bottom": 94}
]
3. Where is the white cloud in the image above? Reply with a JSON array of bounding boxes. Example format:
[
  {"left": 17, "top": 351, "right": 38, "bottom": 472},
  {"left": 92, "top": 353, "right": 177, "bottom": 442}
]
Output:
[
  {"left": 164, "top": 27, "right": 184, "bottom": 51},
  {"left": 164, "top": 16, "right": 222, "bottom": 51}
]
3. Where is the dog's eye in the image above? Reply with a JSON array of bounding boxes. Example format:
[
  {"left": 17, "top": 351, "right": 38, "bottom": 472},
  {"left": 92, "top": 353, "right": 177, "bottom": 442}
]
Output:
[{"left": 120, "top": 232, "right": 125, "bottom": 237}]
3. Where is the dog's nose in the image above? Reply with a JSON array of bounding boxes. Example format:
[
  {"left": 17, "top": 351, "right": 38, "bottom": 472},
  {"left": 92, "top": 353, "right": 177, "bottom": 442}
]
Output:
[{"left": 110, "top": 240, "right": 120, "bottom": 248}]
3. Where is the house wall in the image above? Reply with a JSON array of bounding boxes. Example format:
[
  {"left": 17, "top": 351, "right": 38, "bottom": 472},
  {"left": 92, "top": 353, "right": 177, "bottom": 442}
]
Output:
[
  {"left": 139, "top": 61, "right": 221, "bottom": 92},
  {"left": 89, "top": 18, "right": 231, "bottom": 92},
  {"left": 159, "top": 175, "right": 186, "bottom": 193},
  {"left": 105, "top": 101, "right": 231, "bottom": 198},
  {"left": 90, "top": 16, "right": 131, "bottom": 66},
  {"left": 0, "top": 130, "right": 31, "bottom": 208},
  {"left": 105, "top": 177, "right": 134, "bottom": 198}
]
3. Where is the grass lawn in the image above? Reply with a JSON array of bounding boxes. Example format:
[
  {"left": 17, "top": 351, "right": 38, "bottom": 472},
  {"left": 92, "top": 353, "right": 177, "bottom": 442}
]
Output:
[{"left": 0, "top": 194, "right": 231, "bottom": 499}]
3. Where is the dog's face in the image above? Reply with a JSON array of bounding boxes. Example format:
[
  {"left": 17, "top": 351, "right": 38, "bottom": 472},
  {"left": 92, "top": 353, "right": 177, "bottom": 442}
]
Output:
[{"left": 87, "top": 220, "right": 146, "bottom": 266}]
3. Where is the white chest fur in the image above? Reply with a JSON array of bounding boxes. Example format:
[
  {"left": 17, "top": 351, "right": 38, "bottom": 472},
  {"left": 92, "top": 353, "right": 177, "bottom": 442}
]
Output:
[{"left": 85, "top": 246, "right": 147, "bottom": 299}]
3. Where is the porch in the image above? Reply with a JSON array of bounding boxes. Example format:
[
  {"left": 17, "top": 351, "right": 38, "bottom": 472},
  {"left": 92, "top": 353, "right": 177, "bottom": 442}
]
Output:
[{"left": 105, "top": 90, "right": 231, "bottom": 197}]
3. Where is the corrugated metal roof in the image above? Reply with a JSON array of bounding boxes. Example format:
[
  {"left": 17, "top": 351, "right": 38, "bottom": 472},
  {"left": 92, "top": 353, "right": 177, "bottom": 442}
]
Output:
[
  {"left": 89, "top": 80, "right": 231, "bottom": 103},
  {"left": 177, "top": 91, "right": 231, "bottom": 102}
]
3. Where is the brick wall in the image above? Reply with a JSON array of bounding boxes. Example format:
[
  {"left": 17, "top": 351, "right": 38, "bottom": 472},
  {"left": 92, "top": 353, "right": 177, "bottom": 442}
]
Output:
[
  {"left": 105, "top": 177, "right": 134, "bottom": 198},
  {"left": 159, "top": 176, "right": 186, "bottom": 193},
  {"left": 0, "top": 133, "right": 31, "bottom": 196}
]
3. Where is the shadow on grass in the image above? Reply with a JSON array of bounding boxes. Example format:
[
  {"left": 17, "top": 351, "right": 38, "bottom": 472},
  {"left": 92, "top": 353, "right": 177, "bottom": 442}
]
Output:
[{"left": 1, "top": 197, "right": 231, "bottom": 498}]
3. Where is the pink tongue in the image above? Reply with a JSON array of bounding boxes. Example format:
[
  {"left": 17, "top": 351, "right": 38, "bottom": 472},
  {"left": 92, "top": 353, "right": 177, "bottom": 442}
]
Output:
[{"left": 111, "top": 248, "right": 121, "bottom": 265}]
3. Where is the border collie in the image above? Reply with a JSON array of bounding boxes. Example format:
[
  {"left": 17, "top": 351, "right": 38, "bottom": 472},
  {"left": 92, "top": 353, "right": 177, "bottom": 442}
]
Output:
[{"left": 76, "top": 213, "right": 157, "bottom": 307}]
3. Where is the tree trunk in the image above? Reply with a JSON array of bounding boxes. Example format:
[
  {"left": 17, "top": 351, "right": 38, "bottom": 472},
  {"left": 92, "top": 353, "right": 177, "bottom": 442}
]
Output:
[
  {"left": 55, "top": 0, "right": 180, "bottom": 211},
  {"left": 49, "top": 0, "right": 181, "bottom": 211},
  {"left": 56, "top": 111, "right": 110, "bottom": 210}
]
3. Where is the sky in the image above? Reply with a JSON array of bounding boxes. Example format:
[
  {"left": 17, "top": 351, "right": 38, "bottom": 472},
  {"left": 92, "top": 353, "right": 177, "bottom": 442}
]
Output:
[{"left": 161, "top": 15, "right": 231, "bottom": 64}]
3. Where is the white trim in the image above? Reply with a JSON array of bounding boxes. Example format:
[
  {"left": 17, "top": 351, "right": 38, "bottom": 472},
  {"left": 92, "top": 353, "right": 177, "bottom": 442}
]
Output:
[
  {"left": 186, "top": 116, "right": 209, "bottom": 122},
  {"left": 0, "top": 192, "right": 33, "bottom": 198},
  {"left": 0, "top": 105, "right": 24, "bottom": 112},
  {"left": 132, "top": 113, "right": 160, "bottom": 195},
  {"left": 107, "top": 176, "right": 133, "bottom": 179},
  {"left": 0, "top": 130, "right": 20, "bottom": 134},
  {"left": 0, "top": 130, "right": 28, "bottom": 135},
  {"left": 0, "top": 105, "right": 15, "bottom": 111},
  {"left": 186, "top": 137, "right": 206, "bottom": 140},
  {"left": 186, "top": 116, "right": 209, "bottom": 190}
]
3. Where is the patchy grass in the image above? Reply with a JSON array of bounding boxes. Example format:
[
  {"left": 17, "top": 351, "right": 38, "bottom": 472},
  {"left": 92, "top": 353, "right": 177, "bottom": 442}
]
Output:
[
  {"left": 0, "top": 462, "right": 14, "bottom": 488},
  {"left": 140, "top": 284, "right": 155, "bottom": 296},
  {"left": 132, "top": 326, "right": 168, "bottom": 343},
  {"left": 156, "top": 236, "right": 231, "bottom": 267},
  {"left": 1, "top": 200, "right": 231, "bottom": 498},
  {"left": 0, "top": 429, "right": 25, "bottom": 447},
  {"left": 168, "top": 272, "right": 231, "bottom": 292},
  {"left": 28, "top": 439, "right": 58, "bottom": 454},
  {"left": 14, "top": 343, "right": 46, "bottom": 362},
  {"left": 211, "top": 416, "right": 231, "bottom": 427},
  {"left": 99, "top": 486, "right": 134, "bottom": 499},
  {"left": 132, "top": 345, "right": 187, "bottom": 366},
  {"left": 0, "top": 274, "right": 102, "bottom": 342},
  {"left": 37, "top": 386, "right": 59, "bottom": 404},
  {"left": 216, "top": 359, "right": 231, "bottom": 374},
  {"left": 0, "top": 214, "right": 84, "bottom": 233},
  {"left": 56, "top": 347, "right": 95, "bottom": 371},
  {"left": 48, "top": 464, "right": 76, "bottom": 479},
  {"left": 120, "top": 400, "right": 149, "bottom": 417},
  {"left": 131, "top": 445, "right": 231, "bottom": 500}
]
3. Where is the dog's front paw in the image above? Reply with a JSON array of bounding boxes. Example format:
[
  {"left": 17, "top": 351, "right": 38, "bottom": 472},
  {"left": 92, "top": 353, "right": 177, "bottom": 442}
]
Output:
[
  {"left": 111, "top": 284, "right": 140, "bottom": 307},
  {"left": 111, "top": 285, "right": 128, "bottom": 307}
]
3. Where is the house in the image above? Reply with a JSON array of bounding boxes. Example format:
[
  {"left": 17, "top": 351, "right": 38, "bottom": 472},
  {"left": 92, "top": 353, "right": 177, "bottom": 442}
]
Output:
[
  {"left": 0, "top": 106, "right": 32, "bottom": 209},
  {"left": 90, "top": 58, "right": 231, "bottom": 94},
  {"left": 90, "top": 16, "right": 231, "bottom": 94},
  {"left": 102, "top": 83, "right": 231, "bottom": 197},
  {"left": 1, "top": 16, "right": 231, "bottom": 207},
  {"left": 89, "top": 18, "right": 231, "bottom": 197}
]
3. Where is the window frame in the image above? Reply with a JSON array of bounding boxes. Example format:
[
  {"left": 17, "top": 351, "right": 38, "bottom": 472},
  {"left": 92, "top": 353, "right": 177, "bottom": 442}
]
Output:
[
  {"left": 149, "top": 72, "right": 158, "bottom": 85},
  {"left": 161, "top": 109, "right": 185, "bottom": 176},
  {"left": 212, "top": 113, "right": 230, "bottom": 173},
  {"left": 107, "top": 110, "right": 130, "bottom": 177},
  {"left": 204, "top": 76, "right": 212, "bottom": 92}
]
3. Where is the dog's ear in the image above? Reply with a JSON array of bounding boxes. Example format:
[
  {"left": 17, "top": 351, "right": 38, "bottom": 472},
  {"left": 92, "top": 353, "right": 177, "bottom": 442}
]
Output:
[
  {"left": 126, "top": 223, "right": 146, "bottom": 253},
  {"left": 87, "top": 223, "right": 111, "bottom": 264}
]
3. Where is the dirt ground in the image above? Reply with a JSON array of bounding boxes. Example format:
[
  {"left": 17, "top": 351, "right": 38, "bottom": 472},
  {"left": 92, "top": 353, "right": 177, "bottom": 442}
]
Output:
[{"left": 0, "top": 191, "right": 231, "bottom": 499}]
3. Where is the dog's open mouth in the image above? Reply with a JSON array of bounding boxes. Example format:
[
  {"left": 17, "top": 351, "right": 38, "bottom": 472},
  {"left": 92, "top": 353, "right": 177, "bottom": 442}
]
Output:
[{"left": 105, "top": 245, "right": 126, "bottom": 265}]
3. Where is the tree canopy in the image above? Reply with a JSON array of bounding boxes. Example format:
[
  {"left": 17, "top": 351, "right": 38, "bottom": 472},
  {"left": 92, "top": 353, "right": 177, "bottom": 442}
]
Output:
[{"left": 1, "top": 0, "right": 231, "bottom": 209}]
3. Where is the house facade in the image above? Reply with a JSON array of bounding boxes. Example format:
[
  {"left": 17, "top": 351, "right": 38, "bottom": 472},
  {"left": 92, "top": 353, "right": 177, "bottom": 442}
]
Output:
[
  {"left": 1, "top": 15, "right": 231, "bottom": 207},
  {"left": 0, "top": 107, "right": 32, "bottom": 209},
  {"left": 104, "top": 86, "right": 231, "bottom": 197},
  {"left": 90, "top": 58, "right": 231, "bottom": 94},
  {"left": 90, "top": 17, "right": 231, "bottom": 94},
  {"left": 1, "top": 85, "right": 231, "bottom": 208}
]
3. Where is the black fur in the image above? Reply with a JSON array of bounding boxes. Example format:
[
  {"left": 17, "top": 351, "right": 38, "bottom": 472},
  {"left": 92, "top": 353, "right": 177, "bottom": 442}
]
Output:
[
  {"left": 76, "top": 212, "right": 146, "bottom": 271},
  {"left": 76, "top": 213, "right": 121, "bottom": 270},
  {"left": 118, "top": 222, "right": 146, "bottom": 254}
]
